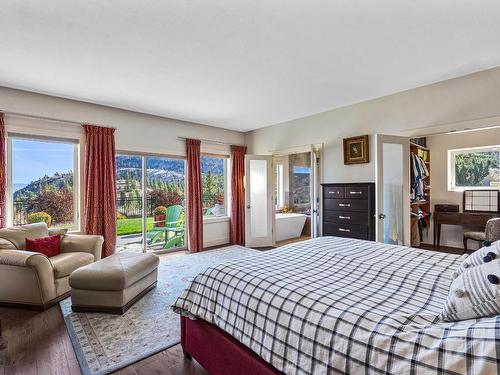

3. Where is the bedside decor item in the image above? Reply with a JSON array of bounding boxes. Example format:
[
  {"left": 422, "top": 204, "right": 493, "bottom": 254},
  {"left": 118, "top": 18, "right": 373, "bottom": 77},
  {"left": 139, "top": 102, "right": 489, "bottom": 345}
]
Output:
[{"left": 343, "top": 135, "right": 369, "bottom": 164}]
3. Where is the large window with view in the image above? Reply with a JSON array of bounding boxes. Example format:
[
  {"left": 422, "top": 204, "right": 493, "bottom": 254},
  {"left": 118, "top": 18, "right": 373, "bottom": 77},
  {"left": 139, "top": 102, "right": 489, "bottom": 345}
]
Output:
[
  {"left": 449, "top": 146, "right": 500, "bottom": 191},
  {"left": 201, "top": 155, "right": 228, "bottom": 217},
  {"left": 9, "top": 136, "right": 79, "bottom": 229},
  {"left": 115, "top": 154, "right": 186, "bottom": 253}
]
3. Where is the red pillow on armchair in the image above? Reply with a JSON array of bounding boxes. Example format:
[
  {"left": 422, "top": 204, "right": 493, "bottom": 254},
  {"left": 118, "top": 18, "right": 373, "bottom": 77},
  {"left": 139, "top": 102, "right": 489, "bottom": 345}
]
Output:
[{"left": 25, "top": 234, "right": 62, "bottom": 257}]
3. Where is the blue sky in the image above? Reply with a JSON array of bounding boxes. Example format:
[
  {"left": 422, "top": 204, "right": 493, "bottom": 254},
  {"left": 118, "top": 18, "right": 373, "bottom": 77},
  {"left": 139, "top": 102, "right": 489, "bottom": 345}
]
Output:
[
  {"left": 293, "top": 166, "right": 311, "bottom": 174},
  {"left": 13, "top": 139, "right": 74, "bottom": 185}
]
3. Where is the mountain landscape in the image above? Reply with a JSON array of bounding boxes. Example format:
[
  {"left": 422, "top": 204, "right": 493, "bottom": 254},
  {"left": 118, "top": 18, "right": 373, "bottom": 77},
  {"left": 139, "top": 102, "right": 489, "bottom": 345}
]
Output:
[
  {"left": 116, "top": 155, "right": 223, "bottom": 183},
  {"left": 13, "top": 173, "right": 73, "bottom": 201}
]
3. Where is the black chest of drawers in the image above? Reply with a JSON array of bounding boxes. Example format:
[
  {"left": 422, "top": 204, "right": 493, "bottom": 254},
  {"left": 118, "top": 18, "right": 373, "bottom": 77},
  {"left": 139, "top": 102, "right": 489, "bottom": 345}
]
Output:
[{"left": 322, "top": 183, "right": 375, "bottom": 241}]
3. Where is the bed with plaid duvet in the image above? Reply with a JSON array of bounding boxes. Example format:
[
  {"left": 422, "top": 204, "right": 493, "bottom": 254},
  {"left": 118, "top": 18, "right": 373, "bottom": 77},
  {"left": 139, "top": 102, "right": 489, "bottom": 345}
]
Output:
[{"left": 173, "top": 236, "right": 500, "bottom": 374}]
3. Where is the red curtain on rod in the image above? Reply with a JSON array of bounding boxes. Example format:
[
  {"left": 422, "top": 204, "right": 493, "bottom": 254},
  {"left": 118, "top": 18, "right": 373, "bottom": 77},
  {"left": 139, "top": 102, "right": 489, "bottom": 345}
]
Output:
[
  {"left": 82, "top": 124, "right": 117, "bottom": 258},
  {"left": 186, "top": 139, "right": 203, "bottom": 252},
  {"left": 0, "top": 113, "right": 6, "bottom": 228},
  {"left": 230, "top": 145, "right": 247, "bottom": 245}
]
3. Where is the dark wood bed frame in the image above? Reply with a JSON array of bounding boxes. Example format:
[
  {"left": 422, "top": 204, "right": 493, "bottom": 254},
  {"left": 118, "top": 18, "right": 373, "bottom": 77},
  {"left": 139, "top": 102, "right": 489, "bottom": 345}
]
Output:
[{"left": 181, "top": 316, "right": 283, "bottom": 375}]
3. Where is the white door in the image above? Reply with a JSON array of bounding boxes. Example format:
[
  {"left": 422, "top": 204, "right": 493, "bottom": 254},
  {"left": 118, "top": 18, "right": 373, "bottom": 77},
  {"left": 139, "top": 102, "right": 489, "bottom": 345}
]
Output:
[
  {"left": 245, "top": 155, "right": 274, "bottom": 247},
  {"left": 375, "top": 135, "right": 410, "bottom": 246},
  {"left": 310, "top": 146, "right": 321, "bottom": 238}
]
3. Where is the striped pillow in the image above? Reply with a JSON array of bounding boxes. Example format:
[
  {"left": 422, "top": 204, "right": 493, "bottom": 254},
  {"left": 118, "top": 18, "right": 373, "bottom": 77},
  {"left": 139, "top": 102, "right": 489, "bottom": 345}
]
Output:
[
  {"left": 453, "top": 240, "right": 500, "bottom": 278},
  {"left": 441, "top": 259, "right": 500, "bottom": 321}
]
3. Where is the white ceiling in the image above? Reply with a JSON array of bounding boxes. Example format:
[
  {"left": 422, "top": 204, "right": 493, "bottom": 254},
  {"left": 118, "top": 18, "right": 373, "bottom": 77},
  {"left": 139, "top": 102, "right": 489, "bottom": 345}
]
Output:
[{"left": 1, "top": 1, "right": 500, "bottom": 132}]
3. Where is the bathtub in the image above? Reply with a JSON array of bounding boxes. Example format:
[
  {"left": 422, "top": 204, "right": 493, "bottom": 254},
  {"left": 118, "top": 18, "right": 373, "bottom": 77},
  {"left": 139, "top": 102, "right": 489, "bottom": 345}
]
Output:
[{"left": 275, "top": 213, "right": 307, "bottom": 241}]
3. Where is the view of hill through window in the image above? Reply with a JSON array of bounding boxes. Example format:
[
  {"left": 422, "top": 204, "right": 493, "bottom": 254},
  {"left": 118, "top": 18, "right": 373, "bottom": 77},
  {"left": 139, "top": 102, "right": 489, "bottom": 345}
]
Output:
[
  {"left": 115, "top": 154, "right": 226, "bottom": 252},
  {"left": 12, "top": 138, "right": 76, "bottom": 228}
]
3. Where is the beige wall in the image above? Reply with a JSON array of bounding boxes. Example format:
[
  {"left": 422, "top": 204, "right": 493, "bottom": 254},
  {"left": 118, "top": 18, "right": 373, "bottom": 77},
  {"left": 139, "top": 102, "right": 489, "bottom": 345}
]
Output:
[
  {"left": 246, "top": 66, "right": 500, "bottom": 183},
  {"left": 0, "top": 86, "right": 245, "bottom": 248},
  {"left": 246, "top": 65, "right": 500, "bottom": 248},
  {"left": 427, "top": 128, "right": 500, "bottom": 248}
]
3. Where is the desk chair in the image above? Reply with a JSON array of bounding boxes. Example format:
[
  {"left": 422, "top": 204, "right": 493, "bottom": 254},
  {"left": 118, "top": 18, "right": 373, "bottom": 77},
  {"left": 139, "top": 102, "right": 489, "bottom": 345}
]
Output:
[{"left": 463, "top": 218, "right": 500, "bottom": 252}]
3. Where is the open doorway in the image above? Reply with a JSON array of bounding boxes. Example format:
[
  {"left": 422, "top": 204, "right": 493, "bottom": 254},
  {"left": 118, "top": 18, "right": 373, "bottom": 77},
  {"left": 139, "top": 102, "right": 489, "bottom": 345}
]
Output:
[
  {"left": 244, "top": 145, "right": 321, "bottom": 248},
  {"left": 273, "top": 147, "right": 321, "bottom": 246}
]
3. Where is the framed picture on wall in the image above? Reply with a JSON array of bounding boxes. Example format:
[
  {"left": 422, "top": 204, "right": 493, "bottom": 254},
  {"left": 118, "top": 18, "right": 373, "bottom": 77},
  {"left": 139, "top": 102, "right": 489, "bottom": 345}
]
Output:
[{"left": 343, "top": 135, "right": 369, "bottom": 164}]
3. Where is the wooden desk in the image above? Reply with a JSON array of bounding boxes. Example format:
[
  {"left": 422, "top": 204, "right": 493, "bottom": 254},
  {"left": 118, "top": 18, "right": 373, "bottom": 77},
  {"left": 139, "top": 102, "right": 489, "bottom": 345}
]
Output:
[{"left": 433, "top": 211, "right": 499, "bottom": 249}]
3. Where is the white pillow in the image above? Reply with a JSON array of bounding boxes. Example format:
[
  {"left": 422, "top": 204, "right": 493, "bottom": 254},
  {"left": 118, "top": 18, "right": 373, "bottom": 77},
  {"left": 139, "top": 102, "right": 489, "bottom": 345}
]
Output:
[
  {"left": 441, "top": 259, "right": 500, "bottom": 321},
  {"left": 453, "top": 240, "right": 500, "bottom": 278}
]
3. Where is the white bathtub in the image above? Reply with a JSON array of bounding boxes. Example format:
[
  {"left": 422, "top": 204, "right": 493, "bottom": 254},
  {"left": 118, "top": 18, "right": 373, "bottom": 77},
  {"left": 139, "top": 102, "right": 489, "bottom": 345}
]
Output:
[{"left": 275, "top": 213, "right": 307, "bottom": 241}]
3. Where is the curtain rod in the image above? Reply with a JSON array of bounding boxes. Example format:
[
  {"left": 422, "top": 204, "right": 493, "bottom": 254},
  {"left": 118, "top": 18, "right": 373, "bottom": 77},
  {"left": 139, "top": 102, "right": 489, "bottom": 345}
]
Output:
[
  {"left": 0, "top": 110, "right": 117, "bottom": 129},
  {"left": 177, "top": 136, "right": 244, "bottom": 147}
]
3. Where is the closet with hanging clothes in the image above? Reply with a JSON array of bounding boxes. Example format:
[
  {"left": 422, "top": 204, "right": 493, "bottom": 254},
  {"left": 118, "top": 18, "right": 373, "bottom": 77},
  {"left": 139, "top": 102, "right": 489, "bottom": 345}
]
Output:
[{"left": 410, "top": 138, "right": 431, "bottom": 247}]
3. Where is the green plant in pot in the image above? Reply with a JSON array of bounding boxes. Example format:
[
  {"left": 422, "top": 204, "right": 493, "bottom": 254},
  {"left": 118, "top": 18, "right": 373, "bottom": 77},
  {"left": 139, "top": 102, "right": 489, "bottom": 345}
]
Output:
[
  {"left": 153, "top": 206, "right": 167, "bottom": 227},
  {"left": 27, "top": 212, "right": 52, "bottom": 227}
]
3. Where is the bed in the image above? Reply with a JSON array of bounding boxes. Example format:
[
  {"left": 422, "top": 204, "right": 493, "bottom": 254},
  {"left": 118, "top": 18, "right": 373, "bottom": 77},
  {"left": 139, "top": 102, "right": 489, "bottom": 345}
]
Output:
[{"left": 173, "top": 237, "right": 500, "bottom": 374}]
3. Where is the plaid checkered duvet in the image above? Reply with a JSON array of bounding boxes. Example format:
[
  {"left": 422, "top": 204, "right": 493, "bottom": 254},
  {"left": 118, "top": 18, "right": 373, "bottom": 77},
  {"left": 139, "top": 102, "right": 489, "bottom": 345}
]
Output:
[{"left": 173, "top": 237, "right": 500, "bottom": 375}]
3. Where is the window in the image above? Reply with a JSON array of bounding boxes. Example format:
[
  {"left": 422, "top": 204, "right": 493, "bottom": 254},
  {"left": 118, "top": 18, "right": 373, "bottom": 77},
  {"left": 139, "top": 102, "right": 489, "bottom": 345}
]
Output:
[
  {"left": 115, "top": 154, "right": 186, "bottom": 253},
  {"left": 9, "top": 136, "right": 79, "bottom": 229},
  {"left": 449, "top": 146, "right": 500, "bottom": 191},
  {"left": 201, "top": 155, "right": 228, "bottom": 217}
]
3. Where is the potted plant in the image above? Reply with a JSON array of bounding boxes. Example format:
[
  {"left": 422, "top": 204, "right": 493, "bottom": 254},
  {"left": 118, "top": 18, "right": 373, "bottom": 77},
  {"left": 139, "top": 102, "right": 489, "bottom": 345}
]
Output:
[{"left": 153, "top": 206, "right": 167, "bottom": 227}]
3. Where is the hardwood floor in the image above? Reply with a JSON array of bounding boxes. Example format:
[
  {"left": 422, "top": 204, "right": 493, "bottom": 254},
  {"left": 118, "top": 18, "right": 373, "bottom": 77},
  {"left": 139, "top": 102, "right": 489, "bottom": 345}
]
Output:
[
  {"left": 0, "top": 304, "right": 208, "bottom": 375},
  {"left": 0, "top": 247, "right": 211, "bottom": 375}
]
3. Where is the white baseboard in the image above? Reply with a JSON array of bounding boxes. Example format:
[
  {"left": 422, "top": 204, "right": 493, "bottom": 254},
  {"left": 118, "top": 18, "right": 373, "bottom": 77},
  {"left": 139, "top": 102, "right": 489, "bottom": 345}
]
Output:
[{"left": 203, "top": 237, "right": 230, "bottom": 248}]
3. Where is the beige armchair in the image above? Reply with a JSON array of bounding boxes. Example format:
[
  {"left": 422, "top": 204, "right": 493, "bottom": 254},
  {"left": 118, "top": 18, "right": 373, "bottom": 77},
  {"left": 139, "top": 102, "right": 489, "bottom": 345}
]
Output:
[{"left": 0, "top": 223, "right": 104, "bottom": 310}]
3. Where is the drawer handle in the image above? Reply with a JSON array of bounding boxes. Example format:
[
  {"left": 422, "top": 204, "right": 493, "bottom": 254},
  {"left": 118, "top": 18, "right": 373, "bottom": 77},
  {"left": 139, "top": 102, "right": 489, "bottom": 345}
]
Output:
[
  {"left": 328, "top": 191, "right": 336, "bottom": 194},
  {"left": 338, "top": 228, "right": 351, "bottom": 232},
  {"left": 349, "top": 191, "right": 363, "bottom": 195},
  {"left": 338, "top": 203, "right": 351, "bottom": 207},
  {"left": 339, "top": 216, "right": 351, "bottom": 220}
]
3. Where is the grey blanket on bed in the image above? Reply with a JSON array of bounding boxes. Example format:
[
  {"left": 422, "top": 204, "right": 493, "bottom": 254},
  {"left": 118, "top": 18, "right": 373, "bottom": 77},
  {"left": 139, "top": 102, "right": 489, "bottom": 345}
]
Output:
[{"left": 173, "top": 237, "right": 500, "bottom": 374}]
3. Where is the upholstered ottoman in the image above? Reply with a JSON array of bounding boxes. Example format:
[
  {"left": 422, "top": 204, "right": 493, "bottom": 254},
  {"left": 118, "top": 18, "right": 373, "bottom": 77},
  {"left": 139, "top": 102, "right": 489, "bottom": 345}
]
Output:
[{"left": 69, "top": 252, "right": 159, "bottom": 314}]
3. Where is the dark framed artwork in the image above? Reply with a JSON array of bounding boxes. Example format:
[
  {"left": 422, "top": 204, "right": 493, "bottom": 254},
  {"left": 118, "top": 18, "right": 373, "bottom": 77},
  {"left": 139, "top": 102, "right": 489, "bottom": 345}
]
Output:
[{"left": 343, "top": 135, "right": 369, "bottom": 165}]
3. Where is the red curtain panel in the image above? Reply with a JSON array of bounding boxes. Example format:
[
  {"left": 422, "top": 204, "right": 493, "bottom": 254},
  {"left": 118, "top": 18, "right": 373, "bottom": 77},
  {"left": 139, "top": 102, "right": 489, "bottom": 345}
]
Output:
[
  {"left": 230, "top": 145, "right": 247, "bottom": 245},
  {"left": 82, "top": 124, "right": 117, "bottom": 258},
  {"left": 186, "top": 139, "right": 203, "bottom": 252},
  {"left": 0, "top": 113, "right": 6, "bottom": 228}
]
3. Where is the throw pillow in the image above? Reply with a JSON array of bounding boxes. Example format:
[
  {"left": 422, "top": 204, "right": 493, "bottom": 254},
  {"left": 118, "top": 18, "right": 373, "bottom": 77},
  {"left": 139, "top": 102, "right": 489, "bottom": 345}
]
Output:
[
  {"left": 441, "top": 259, "right": 500, "bottom": 321},
  {"left": 453, "top": 240, "right": 500, "bottom": 278},
  {"left": 25, "top": 234, "right": 62, "bottom": 257}
]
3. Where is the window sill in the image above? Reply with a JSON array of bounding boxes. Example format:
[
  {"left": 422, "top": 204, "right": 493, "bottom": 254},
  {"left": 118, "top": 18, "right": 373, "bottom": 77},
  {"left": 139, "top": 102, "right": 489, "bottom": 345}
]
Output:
[
  {"left": 203, "top": 216, "right": 230, "bottom": 224},
  {"left": 448, "top": 187, "right": 500, "bottom": 192}
]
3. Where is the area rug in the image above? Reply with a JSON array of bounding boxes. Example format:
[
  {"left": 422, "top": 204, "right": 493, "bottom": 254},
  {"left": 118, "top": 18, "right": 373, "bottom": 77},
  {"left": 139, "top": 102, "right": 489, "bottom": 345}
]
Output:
[{"left": 60, "top": 245, "right": 259, "bottom": 375}]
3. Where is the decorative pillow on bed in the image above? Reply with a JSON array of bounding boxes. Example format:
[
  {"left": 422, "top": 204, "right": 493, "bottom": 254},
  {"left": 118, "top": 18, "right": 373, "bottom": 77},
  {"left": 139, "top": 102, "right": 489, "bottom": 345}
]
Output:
[
  {"left": 453, "top": 240, "right": 500, "bottom": 278},
  {"left": 441, "top": 259, "right": 500, "bottom": 321}
]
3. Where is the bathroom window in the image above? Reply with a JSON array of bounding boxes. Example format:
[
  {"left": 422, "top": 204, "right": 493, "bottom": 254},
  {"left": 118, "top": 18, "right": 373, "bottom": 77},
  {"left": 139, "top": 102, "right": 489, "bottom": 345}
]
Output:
[
  {"left": 275, "top": 163, "right": 284, "bottom": 209},
  {"left": 292, "top": 165, "right": 311, "bottom": 205},
  {"left": 448, "top": 146, "right": 500, "bottom": 191}
]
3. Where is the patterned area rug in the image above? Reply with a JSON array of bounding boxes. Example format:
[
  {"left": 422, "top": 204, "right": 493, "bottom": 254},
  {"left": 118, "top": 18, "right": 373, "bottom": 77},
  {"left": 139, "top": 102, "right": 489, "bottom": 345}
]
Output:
[{"left": 60, "top": 245, "right": 259, "bottom": 375}]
